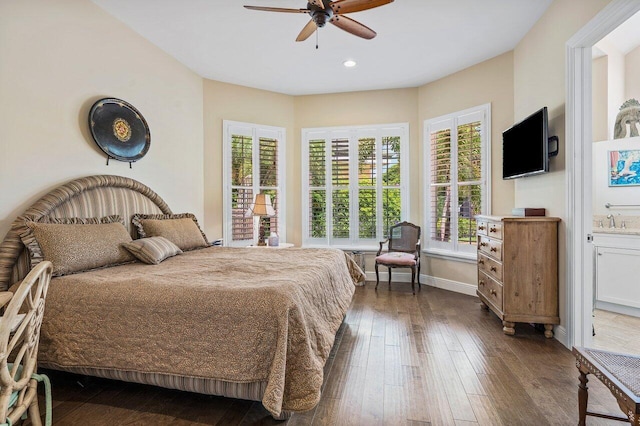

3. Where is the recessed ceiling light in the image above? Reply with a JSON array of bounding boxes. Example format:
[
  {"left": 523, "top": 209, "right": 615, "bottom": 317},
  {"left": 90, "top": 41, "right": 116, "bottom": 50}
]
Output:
[{"left": 343, "top": 60, "right": 357, "bottom": 68}]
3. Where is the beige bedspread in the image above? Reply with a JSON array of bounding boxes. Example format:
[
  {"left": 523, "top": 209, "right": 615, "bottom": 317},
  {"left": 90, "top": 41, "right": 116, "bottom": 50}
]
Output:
[{"left": 38, "top": 246, "right": 362, "bottom": 417}]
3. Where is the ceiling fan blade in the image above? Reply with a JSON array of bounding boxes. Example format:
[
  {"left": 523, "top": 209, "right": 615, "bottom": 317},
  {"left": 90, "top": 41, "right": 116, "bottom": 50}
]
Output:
[
  {"left": 308, "top": 0, "right": 326, "bottom": 9},
  {"left": 330, "top": 0, "right": 393, "bottom": 15},
  {"left": 296, "top": 19, "right": 318, "bottom": 41},
  {"left": 330, "top": 15, "right": 376, "bottom": 39},
  {"left": 244, "top": 5, "right": 308, "bottom": 13}
]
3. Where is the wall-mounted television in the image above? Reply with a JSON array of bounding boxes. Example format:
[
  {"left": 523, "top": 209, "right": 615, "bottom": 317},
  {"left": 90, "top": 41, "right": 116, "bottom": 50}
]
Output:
[{"left": 502, "top": 106, "right": 556, "bottom": 180}]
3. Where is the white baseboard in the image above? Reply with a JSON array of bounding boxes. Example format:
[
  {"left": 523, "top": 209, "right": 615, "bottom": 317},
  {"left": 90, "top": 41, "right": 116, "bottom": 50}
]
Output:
[
  {"left": 554, "top": 325, "right": 568, "bottom": 347},
  {"left": 365, "top": 271, "right": 477, "bottom": 297}
]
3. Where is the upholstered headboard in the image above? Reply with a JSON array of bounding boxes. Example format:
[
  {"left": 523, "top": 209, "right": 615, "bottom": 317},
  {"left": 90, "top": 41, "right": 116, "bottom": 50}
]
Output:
[{"left": 0, "top": 175, "right": 172, "bottom": 291}]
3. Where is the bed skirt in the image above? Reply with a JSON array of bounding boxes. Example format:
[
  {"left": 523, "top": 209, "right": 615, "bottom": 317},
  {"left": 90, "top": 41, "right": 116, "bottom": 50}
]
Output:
[{"left": 43, "top": 364, "right": 292, "bottom": 420}]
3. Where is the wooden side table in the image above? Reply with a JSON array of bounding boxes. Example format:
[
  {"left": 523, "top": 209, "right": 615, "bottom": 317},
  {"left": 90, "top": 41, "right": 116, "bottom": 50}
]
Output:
[{"left": 572, "top": 346, "right": 640, "bottom": 425}]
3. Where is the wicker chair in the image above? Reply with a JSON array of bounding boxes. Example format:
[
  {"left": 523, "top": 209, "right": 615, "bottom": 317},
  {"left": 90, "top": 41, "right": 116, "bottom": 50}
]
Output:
[
  {"left": 0, "top": 261, "right": 53, "bottom": 426},
  {"left": 375, "top": 221, "right": 421, "bottom": 295}
]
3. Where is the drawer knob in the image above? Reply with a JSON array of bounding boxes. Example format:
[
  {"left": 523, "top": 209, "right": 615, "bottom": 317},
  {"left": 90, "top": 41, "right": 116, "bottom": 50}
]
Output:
[
  {"left": 490, "top": 266, "right": 497, "bottom": 272},
  {"left": 478, "top": 225, "right": 485, "bottom": 230},
  {"left": 480, "top": 242, "right": 487, "bottom": 247},
  {"left": 479, "top": 280, "right": 485, "bottom": 286},
  {"left": 478, "top": 259, "right": 485, "bottom": 265},
  {"left": 490, "top": 247, "right": 497, "bottom": 252},
  {"left": 490, "top": 289, "right": 497, "bottom": 296},
  {"left": 490, "top": 227, "right": 497, "bottom": 233}
]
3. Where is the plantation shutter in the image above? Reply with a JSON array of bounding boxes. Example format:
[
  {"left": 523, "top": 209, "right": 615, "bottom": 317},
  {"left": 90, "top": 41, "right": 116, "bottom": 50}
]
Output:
[
  {"left": 358, "top": 137, "right": 376, "bottom": 239},
  {"left": 331, "top": 138, "right": 350, "bottom": 239},
  {"left": 429, "top": 122, "right": 453, "bottom": 245},
  {"left": 308, "top": 139, "right": 327, "bottom": 239},
  {"left": 231, "top": 134, "right": 254, "bottom": 242},
  {"left": 259, "top": 137, "right": 278, "bottom": 236},
  {"left": 456, "top": 119, "right": 482, "bottom": 245},
  {"left": 381, "top": 136, "right": 401, "bottom": 237}
]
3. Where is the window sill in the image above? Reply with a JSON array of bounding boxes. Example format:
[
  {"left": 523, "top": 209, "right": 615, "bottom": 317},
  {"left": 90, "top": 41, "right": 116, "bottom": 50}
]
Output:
[
  {"left": 302, "top": 244, "right": 381, "bottom": 252},
  {"left": 422, "top": 248, "right": 477, "bottom": 264}
]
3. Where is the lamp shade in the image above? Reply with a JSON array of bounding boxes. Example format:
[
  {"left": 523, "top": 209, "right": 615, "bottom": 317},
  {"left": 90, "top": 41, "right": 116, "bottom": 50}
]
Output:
[{"left": 245, "top": 193, "right": 275, "bottom": 217}]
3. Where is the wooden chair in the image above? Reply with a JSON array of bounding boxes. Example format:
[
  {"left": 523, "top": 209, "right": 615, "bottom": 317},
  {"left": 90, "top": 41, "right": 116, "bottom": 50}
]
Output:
[
  {"left": 0, "top": 261, "right": 53, "bottom": 426},
  {"left": 375, "top": 221, "right": 421, "bottom": 295},
  {"left": 572, "top": 346, "right": 640, "bottom": 425}
]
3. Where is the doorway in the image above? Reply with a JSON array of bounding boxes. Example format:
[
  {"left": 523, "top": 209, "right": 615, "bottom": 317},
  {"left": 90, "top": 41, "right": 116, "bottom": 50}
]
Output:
[{"left": 567, "top": 0, "right": 640, "bottom": 350}]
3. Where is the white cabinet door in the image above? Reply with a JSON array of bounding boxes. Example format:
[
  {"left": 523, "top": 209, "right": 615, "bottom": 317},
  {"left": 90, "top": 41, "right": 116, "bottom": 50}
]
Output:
[{"left": 596, "top": 246, "right": 640, "bottom": 309}]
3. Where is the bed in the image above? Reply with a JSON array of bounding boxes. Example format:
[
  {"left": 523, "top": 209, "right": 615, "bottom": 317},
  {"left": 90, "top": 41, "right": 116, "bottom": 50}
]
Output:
[{"left": 0, "top": 175, "right": 362, "bottom": 419}]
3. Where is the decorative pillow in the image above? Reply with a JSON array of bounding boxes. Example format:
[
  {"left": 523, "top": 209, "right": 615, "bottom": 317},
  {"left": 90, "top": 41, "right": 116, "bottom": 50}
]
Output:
[
  {"left": 131, "top": 213, "right": 209, "bottom": 251},
  {"left": 22, "top": 217, "right": 135, "bottom": 276},
  {"left": 122, "top": 236, "right": 183, "bottom": 265},
  {"left": 20, "top": 215, "right": 124, "bottom": 269}
]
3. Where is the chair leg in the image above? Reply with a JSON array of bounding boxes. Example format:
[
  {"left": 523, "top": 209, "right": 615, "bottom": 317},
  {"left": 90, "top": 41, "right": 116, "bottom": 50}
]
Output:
[
  {"left": 417, "top": 262, "right": 421, "bottom": 290},
  {"left": 411, "top": 267, "right": 415, "bottom": 295},
  {"left": 28, "top": 394, "right": 42, "bottom": 426},
  {"left": 388, "top": 267, "right": 392, "bottom": 290},
  {"left": 375, "top": 263, "right": 380, "bottom": 290}
]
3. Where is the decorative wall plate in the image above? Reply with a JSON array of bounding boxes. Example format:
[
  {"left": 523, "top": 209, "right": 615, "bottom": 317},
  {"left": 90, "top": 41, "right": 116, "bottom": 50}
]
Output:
[{"left": 89, "top": 98, "right": 150, "bottom": 163}]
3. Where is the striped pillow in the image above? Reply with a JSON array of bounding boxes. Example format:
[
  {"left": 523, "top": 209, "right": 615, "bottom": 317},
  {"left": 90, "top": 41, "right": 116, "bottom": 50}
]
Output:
[{"left": 122, "top": 237, "right": 183, "bottom": 265}]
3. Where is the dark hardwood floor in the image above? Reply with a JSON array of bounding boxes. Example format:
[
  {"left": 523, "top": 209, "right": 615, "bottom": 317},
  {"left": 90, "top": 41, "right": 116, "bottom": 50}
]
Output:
[{"left": 31, "top": 282, "right": 626, "bottom": 425}]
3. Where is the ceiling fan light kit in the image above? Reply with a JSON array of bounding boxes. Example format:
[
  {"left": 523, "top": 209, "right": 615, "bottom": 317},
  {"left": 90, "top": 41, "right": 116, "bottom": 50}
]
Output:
[{"left": 244, "top": 0, "right": 393, "bottom": 44}]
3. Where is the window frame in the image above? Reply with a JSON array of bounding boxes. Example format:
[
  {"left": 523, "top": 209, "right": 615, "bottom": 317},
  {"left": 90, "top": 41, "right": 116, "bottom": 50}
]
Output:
[
  {"left": 222, "top": 120, "right": 286, "bottom": 247},
  {"left": 301, "top": 123, "right": 409, "bottom": 249},
  {"left": 423, "top": 104, "right": 491, "bottom": 261}
]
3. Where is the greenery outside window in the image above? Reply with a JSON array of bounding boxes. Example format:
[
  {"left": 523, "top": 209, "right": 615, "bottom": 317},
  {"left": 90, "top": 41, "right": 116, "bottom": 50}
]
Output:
[
  {"left": 223, "top": 120, "right": 285, "bottom": 247},
  {"left": 302, "top": 123, "right": 409, "bottom": 248},
  {"left": 423, "top": 104, "right": 490, "bottom": 258}
]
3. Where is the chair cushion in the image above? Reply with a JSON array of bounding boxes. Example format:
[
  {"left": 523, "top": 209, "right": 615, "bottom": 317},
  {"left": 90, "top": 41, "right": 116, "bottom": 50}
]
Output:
[{"left": 375, "top": 252, "right": 417, "bottom": 266}]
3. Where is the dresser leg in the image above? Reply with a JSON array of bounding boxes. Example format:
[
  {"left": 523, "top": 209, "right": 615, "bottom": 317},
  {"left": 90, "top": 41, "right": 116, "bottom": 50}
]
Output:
[
  {"left": 502, "top": 321, "right": 515, "bottom": 335},
  {"left": 544, "top": 324, "right": 554, "bottom": 338}
]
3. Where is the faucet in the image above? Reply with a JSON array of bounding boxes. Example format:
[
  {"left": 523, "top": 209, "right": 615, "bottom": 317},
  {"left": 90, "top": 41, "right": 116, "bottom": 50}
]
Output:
[{"left": 607, "top": 214, "right": 616, "bottom": 229}]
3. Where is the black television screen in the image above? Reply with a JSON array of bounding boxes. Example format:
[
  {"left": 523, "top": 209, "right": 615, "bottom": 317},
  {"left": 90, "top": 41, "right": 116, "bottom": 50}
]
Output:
[{"left": 502, "top": 107, "right": 549, "bottom": 179}]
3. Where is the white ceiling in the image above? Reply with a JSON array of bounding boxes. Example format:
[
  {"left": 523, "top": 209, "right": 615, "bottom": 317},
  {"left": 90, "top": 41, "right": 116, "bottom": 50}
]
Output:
[{"left": 91, "top": 0, "right": 553, "bottom": 96}]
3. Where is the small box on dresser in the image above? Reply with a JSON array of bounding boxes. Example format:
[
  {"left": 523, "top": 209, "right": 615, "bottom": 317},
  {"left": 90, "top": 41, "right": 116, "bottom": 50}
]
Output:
[{"left": 475, "top": 215, "right": 561, "bottom": 338}]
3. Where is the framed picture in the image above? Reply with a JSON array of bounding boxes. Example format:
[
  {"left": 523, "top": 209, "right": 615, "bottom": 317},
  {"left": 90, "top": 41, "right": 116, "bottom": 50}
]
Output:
[{"left": 609, "top": 149, "right": 640, "bottom": 186}]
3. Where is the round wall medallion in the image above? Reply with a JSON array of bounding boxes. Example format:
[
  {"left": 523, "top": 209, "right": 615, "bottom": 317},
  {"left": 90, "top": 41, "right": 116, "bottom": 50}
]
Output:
[{"left": 89, "top": 98, "right": 150, "bottom": 162}]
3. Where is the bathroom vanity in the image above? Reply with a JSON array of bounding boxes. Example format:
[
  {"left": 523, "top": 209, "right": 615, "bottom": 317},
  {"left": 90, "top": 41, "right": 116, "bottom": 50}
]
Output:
[{"left": 592, "top": 222, "right": 640, "bottom": 318}]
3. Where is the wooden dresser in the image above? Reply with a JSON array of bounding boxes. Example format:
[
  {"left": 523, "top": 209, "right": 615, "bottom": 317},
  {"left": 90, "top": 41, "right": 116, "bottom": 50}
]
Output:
[{"left": 475, "top": 215, "right": 561, "bottom": 338}]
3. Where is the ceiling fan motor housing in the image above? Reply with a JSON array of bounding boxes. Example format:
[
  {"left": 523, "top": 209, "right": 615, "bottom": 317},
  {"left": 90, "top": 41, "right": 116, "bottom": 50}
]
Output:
[{"left": 309, "top": 2, "right": 333, "bottom": 27}]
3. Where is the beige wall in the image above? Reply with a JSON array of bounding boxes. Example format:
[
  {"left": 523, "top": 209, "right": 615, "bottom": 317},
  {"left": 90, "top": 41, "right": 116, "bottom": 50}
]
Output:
[
  {"left": 513, "top": 0, "right": 612, "bottom": 331},
  {"left": 0, "top": 0, "right": 204, "bottom": 239},
  {"left": 593, "top": 55, "right": 609, "bottom": 142},
  {"left": 202, "top": 80, "right": 295, "bottom": 242},
  {"left": 418, "top": 52, "right": 515, "bottom": 284},
  {"left": 625, "top": 45, "right": 640, "bottom": 102}
]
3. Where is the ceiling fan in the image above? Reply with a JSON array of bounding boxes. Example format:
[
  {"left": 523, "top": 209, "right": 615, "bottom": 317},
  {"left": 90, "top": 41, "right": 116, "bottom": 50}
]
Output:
[{"left": 244, "top": 0, "right": 394, "bottom": 43}]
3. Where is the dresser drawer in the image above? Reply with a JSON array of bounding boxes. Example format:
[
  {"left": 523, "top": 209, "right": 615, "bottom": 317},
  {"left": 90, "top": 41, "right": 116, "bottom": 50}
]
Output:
[
  {"left": 486, "top": 221, "right": 503, "bottom": 240},
  {"left": 476, "top": 220, "right": 488, "bottom": 236},
  {"left": 478, "top": 236, "right": 502, "bottom": 260},
  {"left": 478, "top": 272, "right": 503, "bottom": 311},
  {"left": 478, "top": 253, "right": 503, "bottom": 282}
]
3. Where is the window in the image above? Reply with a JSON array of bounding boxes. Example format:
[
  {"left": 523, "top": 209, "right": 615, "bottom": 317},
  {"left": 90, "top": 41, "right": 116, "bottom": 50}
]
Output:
[
  {"left": 223, "top": 121, "right": 285, "bottom": 247},
  {"left": 424, "top": 104, "right": 490, "bottom": 258},
  {"left": 302, "top": 123, "right": 409, "bottom": 247}
]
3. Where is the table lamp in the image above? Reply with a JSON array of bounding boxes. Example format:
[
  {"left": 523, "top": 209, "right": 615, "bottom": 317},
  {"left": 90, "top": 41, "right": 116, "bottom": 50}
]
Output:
[{"left": 245, "top": 193, "right": 275, "bottom": 246}]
